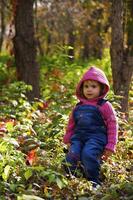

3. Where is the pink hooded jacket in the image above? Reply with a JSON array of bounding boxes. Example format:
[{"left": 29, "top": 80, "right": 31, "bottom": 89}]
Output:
[{"left": 63, "top": 66, "right": 118, "bottom": 152}]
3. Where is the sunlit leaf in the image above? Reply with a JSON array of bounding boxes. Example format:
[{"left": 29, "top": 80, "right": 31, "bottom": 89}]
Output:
[
  {"left": 24, "top": 169, "right": 33, "bottom": 180},
  {"left": 56, "top": 177, "right": 64, "bottom": 189},
  {"left": 5, "top": 121, "right": 14, "bottom": 132},
  {"left": 17, "top": 195, "right": 44, "bottom": 200},
  {"left": 2, "top": 165, "right": 11, "bottom": 181}
]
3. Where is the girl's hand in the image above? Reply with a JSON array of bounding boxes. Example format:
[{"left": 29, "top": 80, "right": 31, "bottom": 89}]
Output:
[
  {"left": 102, "top": 149, "right": 113, "bottom": 161},
  {"left": 63, "top": 144, "right": 70, "bottom": 153}
]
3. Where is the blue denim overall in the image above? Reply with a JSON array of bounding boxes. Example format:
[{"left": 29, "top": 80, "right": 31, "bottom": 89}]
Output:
[{"left": 66, "top": 100, "right": 107, "bottom": 184}]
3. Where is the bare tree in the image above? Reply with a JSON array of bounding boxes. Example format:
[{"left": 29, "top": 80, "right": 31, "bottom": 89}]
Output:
[{"left": 13, "top": 0, "right": 40, "bottom": 100}]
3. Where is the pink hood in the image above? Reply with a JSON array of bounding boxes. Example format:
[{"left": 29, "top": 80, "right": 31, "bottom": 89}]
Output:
[{"left": 76, "top": 66, "right": 110, "bottom": 102}]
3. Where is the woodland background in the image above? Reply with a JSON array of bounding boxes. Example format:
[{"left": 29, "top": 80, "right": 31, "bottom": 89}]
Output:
[{"left": 0, "top": 0, "right": 132, "bottom": 199}]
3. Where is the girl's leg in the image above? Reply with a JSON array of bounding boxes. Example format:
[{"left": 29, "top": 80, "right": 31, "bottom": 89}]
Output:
[
  {"left": 65, "top": 140, "right": 82, "bottom": 175},
  {"left": 81, "top": 138, "right": 106, "bottom": 184}
]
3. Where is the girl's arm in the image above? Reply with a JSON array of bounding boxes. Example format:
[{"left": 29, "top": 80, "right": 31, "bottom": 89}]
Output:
[
  {"left": 100, "top": 101, "right": 118, "bottom": 152},
  {"left": 63, "top": 111, "right": 75, "bottom": 144}
]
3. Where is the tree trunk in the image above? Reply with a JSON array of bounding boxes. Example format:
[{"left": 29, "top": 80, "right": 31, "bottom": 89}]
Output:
[
  {"left": 34, "top": 0, "right": 44, "bottom": 56},
  {"left": 110, "top": 0, "right": 133, "bottom": 114},
  {"left": 13, "top": 0, "right": 40, "bottom": 101},
  {"left": 0, "top": 0, "right": 5, "bottom": 52},
  {"left": 82, "top": 31, "right": 90, "bottom": 60},
  {"left": 68, "top": 29, "right": 75, "bottom": 60}
]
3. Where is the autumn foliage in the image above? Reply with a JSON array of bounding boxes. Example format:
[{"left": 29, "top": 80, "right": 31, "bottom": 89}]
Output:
[{"left": 0, "top": 52, "right": 132, "bottom": 199}]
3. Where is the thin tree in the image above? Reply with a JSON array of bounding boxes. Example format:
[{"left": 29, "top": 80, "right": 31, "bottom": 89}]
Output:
[{"left": 12, "top": 0, "right": 40, "bottom": 100}]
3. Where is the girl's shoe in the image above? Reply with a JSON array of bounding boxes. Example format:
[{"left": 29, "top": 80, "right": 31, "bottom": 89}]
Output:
[{"left": 90, "top": 181, "right": 101, "bottom": 191}]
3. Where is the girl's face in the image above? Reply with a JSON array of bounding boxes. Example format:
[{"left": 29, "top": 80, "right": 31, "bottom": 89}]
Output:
[{"left": 83, "top": 80, "right": 101, "bottom": 99}]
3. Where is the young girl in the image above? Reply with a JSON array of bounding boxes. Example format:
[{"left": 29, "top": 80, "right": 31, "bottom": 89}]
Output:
[{"left": 63, "top": 66, "right": 118, "bottom": 186}]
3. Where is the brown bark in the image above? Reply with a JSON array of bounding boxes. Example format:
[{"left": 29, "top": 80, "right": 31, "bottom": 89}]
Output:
[
  {"left": 82, "top": 31, "right": 90, "bottom": 59},
  {"left": 13, "top": 0, "right": 40, "bottom": 101},
  {"left": 0, "top": 0, "right": 6, "bottom": 52},
  {"left": 110, "top": 0, "right": 133, "bottom": 114},
  {"left": 68, "top": 29, "right": 75, "bottom": 60}
]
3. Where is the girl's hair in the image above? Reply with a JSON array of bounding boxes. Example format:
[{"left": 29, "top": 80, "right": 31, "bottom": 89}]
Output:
[
  {"left": 99, "top": 83, "right": 105, "bottom": 95},
  {"left": 79, "top": 80, "right": 105, "bottom": 98}
]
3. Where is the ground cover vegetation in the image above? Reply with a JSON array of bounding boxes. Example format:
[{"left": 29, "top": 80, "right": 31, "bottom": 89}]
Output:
[{"left": 0, "top": 49, "right": 132, "bottom": 200}]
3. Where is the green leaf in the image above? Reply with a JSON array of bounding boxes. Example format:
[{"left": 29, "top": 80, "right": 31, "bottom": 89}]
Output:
[
  {"left": 0, "top": 141, "right": 8, "bottom": 152},
  {"left": 56, "top": 177, "right": 64, "bottom": 189},
  {"left": 6, "top": 122, "right": 14, "bottom": 132},
  {"left": 48, "top": 174, "right": 56, "bottom": 183},
  {"left": 9, "top": 183, "right": 17, "bottom": 192},
  {"left": 24, "top": 169, "right": 33, "bottom": 180},
  {"left": 4, "top": 137, "right": 19, "bottom": 148},
  {"left": 2, "top": 165, "right": 11, "bottom": 181},
  {"left": 17, "top": 195, "right": 44, "bottom": 200}
]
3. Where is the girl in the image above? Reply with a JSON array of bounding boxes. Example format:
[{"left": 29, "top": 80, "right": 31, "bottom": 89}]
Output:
[{"left": 63, "top": 66, "right": 118, "bottom": 186}]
